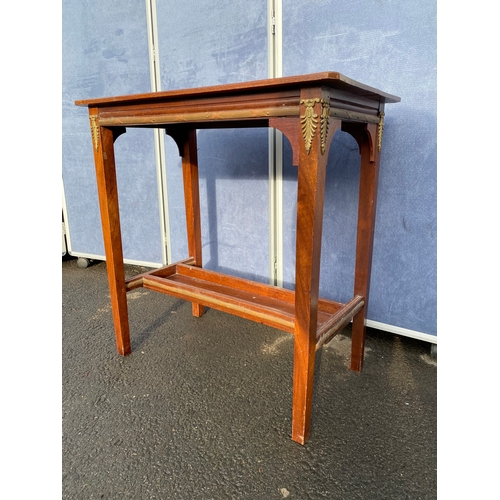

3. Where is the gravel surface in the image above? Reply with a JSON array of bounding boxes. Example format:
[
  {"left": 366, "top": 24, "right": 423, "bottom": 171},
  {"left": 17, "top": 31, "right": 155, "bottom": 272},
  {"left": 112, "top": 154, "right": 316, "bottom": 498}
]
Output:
[{"left": 63, "top": 258, "right": 436, "bottom": 499}]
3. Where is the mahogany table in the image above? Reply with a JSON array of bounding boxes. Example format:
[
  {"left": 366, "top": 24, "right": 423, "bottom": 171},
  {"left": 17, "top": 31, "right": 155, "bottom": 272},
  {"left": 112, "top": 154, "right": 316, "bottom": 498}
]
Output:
[{"left": 76, "top": 72, "right": 400, "bottom": 444}]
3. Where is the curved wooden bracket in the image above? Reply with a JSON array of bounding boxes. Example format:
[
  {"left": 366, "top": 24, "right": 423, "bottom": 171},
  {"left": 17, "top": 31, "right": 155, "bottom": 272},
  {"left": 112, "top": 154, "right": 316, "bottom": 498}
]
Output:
[
  {"left": 323, "top": 117, "right": 341, "bottom": 158},
  {"left": 341, "top": 122, "right": 377, "bottom": 163},
  {"left": 366, "top": 123, "right": 377, "bottom": 162},
  {"left": 269, "top": 116, "right": 300, "bottom": 166},
  {"left": 112, "top": 127, "right": 126, "bottom": 143},
  {"left": 165, "top": 126, "right": 191, "bottom": 157}
]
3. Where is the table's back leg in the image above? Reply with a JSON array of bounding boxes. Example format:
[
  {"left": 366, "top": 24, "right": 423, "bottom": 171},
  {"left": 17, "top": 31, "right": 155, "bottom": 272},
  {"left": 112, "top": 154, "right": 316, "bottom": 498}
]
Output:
[
  {"left": 169, "top": 127, "right": 205, "bottom": 318},
  {"left": 345, "top": 122, "right": 380, "bottom": 372},
  {"left": 91, "top": 113, "right": 131, "bottom": 355}
]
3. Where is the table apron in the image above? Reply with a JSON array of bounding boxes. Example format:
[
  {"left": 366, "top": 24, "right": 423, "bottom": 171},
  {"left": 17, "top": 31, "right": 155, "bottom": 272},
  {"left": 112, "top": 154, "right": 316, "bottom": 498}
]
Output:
[{"left": 97, "top": 105, "right": 379, "bottom": 128}]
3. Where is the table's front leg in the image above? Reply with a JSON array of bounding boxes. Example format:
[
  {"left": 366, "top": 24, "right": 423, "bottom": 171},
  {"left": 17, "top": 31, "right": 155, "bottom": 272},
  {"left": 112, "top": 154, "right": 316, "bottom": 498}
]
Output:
[
  {"left": 90, "top": 110, "right": 130, "bottom": 355},
  {"left": 292, "top": 91, "right": 340, "bottom": 444}
]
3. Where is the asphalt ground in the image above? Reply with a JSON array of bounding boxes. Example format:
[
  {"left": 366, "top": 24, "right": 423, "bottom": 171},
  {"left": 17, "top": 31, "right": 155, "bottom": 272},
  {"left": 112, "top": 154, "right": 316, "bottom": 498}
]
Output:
[{"left": 62, "top": 257, "right": 437, "bottom": 499}]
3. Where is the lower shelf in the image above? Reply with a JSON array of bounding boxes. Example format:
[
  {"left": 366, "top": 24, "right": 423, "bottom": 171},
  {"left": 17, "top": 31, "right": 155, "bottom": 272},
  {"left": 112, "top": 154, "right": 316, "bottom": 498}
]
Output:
[{"left": 125, "top": 260, "right": 364, "bottom": 348}]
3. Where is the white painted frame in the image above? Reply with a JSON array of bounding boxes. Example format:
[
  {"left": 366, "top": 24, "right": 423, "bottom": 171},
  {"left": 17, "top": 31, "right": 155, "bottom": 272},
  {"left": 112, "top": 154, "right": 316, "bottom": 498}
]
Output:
[
  {"left": 268, "top": 0, "right": 284, "bottom": 286},
  {"left": 145, "top": 0, "right": 172, "bottom": 266}
]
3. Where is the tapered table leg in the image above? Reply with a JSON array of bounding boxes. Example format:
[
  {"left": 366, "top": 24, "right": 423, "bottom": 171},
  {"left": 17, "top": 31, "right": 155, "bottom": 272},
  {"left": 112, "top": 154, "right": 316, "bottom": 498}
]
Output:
[
  {"left": 349, "top": 123, "right": 380, "bottom": 372},
  {"left": 181, "top": 128, "right": 204, "bottom": 317},
  {"left": 291, "top": 93, "right": 340, "bottom": 443},
  {"left": 91, "top": 113, "right": 130, "bottom": 355}
]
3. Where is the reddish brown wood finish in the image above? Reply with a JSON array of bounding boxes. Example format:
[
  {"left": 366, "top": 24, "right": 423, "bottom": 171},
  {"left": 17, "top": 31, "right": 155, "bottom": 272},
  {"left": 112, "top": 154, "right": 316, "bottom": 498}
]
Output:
[
  {"left": 351, "top": 124, "right": 381, "bottom": 371},
  {"left": 179, "top": 128, "right": 204, "bottom": 317},
  {"left": 291, "top": 88, "right": 341, "bottom": 444},
  {"left": 90, "top": 111, "right": 130, "bottom": 356},
  {"left": 341, "top": 122, "right": 381, "bottom": 372},
  {"left": 76, "top": 73, "right": 399, "bottom": 444}
]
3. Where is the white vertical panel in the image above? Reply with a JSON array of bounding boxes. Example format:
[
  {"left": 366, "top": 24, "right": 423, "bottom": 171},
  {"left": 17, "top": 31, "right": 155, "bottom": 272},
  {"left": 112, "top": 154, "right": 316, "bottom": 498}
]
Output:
[
  {"left": 268, "top": 0, "right": 284, "bottom": 286},
  {"left": 145, "top": 0, "right": 171, "bottom": 264}
]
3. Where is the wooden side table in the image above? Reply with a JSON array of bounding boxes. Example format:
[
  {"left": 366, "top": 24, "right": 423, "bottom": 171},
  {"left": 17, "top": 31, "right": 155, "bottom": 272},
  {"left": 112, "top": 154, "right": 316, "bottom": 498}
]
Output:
[{"left": 76, "top": 72, "right": 400, "bottom": 444}]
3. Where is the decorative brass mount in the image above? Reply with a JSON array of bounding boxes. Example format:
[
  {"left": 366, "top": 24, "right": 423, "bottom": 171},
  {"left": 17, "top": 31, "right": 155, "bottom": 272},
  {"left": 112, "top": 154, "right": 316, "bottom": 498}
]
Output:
[
  {"left": 90, "top": 116, "right": 99, "bottom": 151},
  {"left": 319, "top": 99, "right": 330, "bottom": 154},
  {"left": 300, "top": 98, "right": 319, "bottom": 154},
  {"left": 377, "top": 112, "right": 385, "bottom": 152},
  {"left": 300, "top": 98, "right": 330, "bottom": 155}
]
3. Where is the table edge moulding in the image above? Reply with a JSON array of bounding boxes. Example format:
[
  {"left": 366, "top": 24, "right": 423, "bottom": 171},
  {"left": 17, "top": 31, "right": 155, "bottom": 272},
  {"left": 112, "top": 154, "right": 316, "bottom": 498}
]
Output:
[{"left": 75, "top": 72, "right": 400, "bottom": 445}]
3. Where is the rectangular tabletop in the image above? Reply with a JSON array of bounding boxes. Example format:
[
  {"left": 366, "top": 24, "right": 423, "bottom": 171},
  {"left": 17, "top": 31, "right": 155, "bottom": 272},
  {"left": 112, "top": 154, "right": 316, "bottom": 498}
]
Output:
[{"left": 75, "top": 72, "right": 400, "bottom": 129}]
